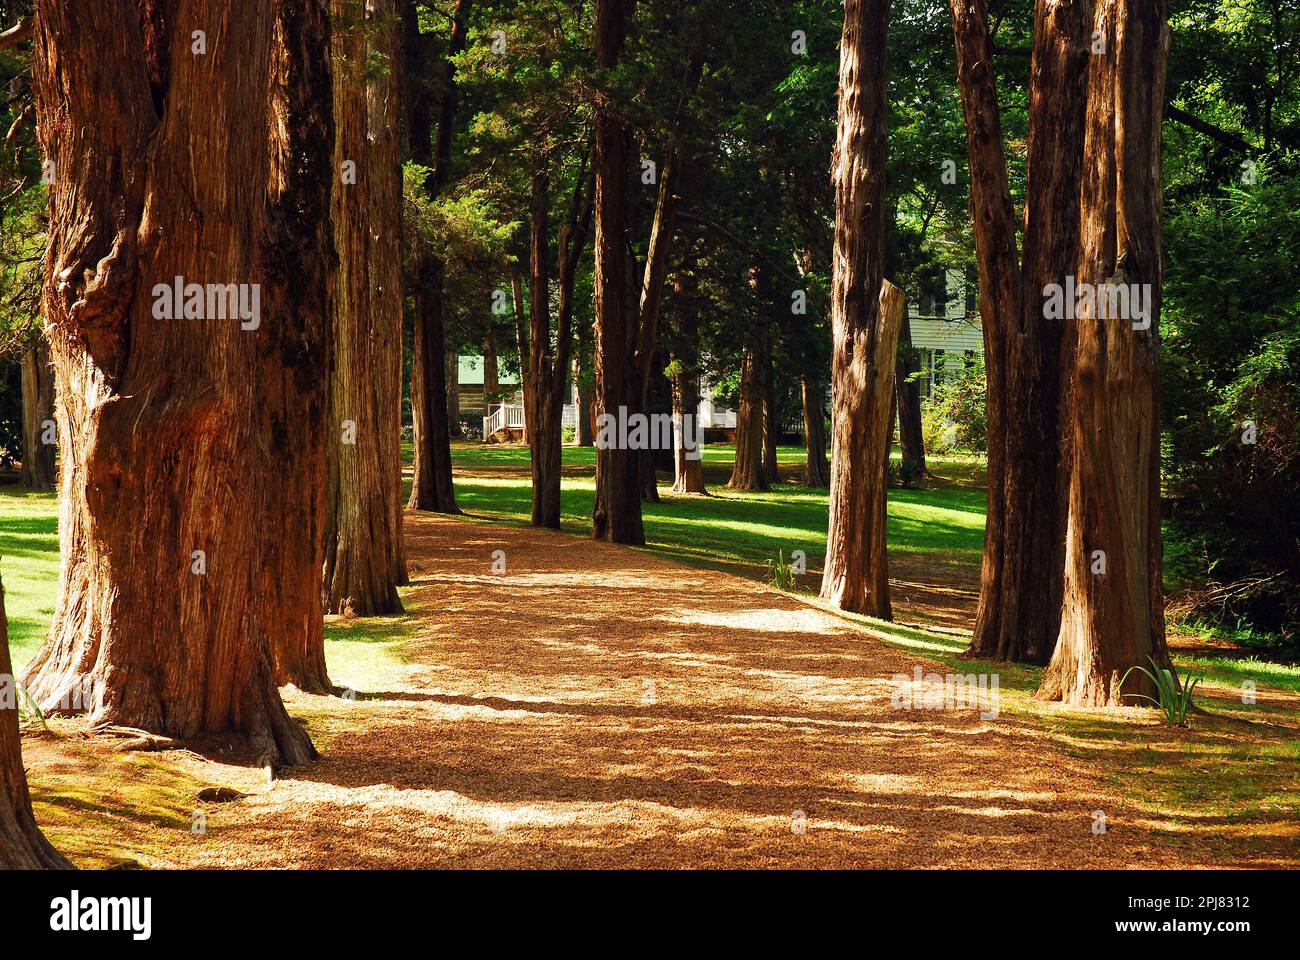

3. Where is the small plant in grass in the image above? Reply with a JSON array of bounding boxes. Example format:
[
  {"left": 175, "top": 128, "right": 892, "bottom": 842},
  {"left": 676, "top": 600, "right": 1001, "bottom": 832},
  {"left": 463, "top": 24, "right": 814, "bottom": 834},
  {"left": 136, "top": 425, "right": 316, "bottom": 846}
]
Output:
[
  {"left": 1120, "top": 657, "right": 1203, "bottom": 727},
  {"left": 16, "top": 684, "right": 50, "bottom": 732},
  {"left": 766, "top": 550, "right": 799, "bottom": 592}
]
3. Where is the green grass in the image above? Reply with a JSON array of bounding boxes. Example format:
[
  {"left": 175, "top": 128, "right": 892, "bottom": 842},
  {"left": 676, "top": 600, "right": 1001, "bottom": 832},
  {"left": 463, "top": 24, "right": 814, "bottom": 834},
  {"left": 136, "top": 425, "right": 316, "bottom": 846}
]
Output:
[
  {"left": 450, "top": 442, "right": 987, "bottom": 582},
  {"left": 0, "top": 488, "right": 59, "bottom": 668}
]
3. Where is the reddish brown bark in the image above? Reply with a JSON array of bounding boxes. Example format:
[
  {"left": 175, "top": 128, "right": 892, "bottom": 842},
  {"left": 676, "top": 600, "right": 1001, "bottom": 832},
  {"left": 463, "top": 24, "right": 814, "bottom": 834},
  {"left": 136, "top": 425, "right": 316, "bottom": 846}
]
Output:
[
  {"left": 760, "top": 326, "right": 780, "bottom": 485},
  {"left": 24, "top": 0, "right": 318, "bottom": 764},
  {"left": 819, "top": 0, "right": 900, "bottom": 618},
  {"left": 19, "top": 339, "right": 55, "bottom": 490},
  {"left": 324, "top": 0, "right": 408, "bottom": 617},
  {"left": 1, "top": 574, "right": 69, "bottom": 868},
  {"left": 950, "top": 0, "right": 1091, "bottom": 663},
  {"left": 727, "top": 343, "right": 768, "bottom": 492},
  {"left": 1038, "top": 0, "right": 1173, "bottom": 705},
  {"left": 266, "top": 0, "right": 337, "bottom": 692}
]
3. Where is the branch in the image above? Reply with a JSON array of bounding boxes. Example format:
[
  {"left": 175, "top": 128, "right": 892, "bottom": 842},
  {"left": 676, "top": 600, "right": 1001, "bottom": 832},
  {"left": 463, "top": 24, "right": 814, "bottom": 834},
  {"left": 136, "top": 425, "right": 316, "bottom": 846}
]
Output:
[{"left": 0, "top": 19, "right": 31, "bottom": 49}]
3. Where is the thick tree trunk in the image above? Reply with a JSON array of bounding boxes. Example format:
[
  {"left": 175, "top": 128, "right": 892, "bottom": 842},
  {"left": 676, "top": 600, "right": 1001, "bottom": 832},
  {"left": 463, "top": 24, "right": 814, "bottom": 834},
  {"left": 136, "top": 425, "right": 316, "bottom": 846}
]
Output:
[
  {"left": 1038, "top": 0, "right": 1172, "bottom": 705},
  {"left": 819, "top": 0, "right": 898, "bottom": 618},
  {"left": 951, "top": 0, "right": 1089, "bottom": 663},
  {"left": 1, "top": 575, "right": 70, "bottom": 868},
  {"left": 591, "top": 0, "right": 643, "bottom": 545},
  {"left": 801, "top": 374, "right": 830, "bottom": 488},
  {"left": 324, "top": 0, "right": 408, "bottom": 618},
  {"left": 727, "top": 343, "right": 768, "bottom": 492},
  {"left": 265, "top": 0, "right": 338, "bottom": 693},
  {"left": 19, "top": 339, "right": 55, "bottom": 490},
  {"left": 895, "top": 315, "right": 927, "bottom": 478},
  {"left": 404, "top": 0, "right": 465, "bottom": 509},
  {"left": 525, "top": 163, "right": 563, "bottom": 528},
  {"left": 24, "top": 0, "right": 317, "bottom": 764}
]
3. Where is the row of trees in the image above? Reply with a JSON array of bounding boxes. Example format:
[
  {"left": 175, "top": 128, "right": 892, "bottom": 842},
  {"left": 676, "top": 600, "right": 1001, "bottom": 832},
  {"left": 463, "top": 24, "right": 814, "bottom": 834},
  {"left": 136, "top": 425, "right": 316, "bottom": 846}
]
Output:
[{"left": 2, "top": 0, "right": 1295, "bottom": 868}]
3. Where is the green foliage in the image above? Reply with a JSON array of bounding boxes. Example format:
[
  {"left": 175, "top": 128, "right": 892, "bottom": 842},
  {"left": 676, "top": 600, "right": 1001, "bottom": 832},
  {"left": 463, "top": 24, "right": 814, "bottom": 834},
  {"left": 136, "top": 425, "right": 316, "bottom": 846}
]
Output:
[
  {"left": 764, "top": 549, "right": 799, "bottom": 592},
  {"left": 921, "top": 357, "right": 987, "bottom": 455},
  {"left": 1120, "top": 658, "right": 1204, "bottom": 727}
]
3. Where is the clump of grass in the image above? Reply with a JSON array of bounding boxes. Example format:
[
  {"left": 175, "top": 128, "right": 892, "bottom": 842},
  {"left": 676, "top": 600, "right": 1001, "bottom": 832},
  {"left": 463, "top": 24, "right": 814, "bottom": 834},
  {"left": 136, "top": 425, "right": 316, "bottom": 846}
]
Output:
[
  {"left": 765, "top": 550, "right": 799, "bottom": 592},
  {"left": 1121, "top": 657, "right": 1203, "bottom": 727}
]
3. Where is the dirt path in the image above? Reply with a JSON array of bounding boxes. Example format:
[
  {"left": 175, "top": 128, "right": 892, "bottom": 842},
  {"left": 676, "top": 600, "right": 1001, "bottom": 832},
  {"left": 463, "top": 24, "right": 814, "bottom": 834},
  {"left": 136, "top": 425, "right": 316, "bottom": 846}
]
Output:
[{"left": 29, "top": 511, "right": 1204, "bottom": 868}]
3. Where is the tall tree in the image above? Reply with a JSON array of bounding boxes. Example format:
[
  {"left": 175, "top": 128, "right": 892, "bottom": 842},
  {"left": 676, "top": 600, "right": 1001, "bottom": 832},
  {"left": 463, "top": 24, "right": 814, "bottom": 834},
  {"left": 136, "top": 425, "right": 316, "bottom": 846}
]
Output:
[
  {"left": 668, "top": 258, "right": 706, "bottom": 493},
  {"left": 18, "top": 338, "right": 53, "bottom": 489},
  {"left": 591, "top": 0, "right": 644, "bottom": 543},
  {"left": 266, "top": 0, "right": 338, "bottom": 692},
  {"left": 949, "top": 0, "right": 1092, "bottom": 663},
  {"left": 23, "top": 0, "right": 320, "bottom": 764},
  {"left": 820, "top": 0, "right": 903, "bottom": 618},
  {"left": 404, "top": 0, "right": 467, "bottom": 515},
  {"left": 895, "top": 316, "right": 927, "bottom": 479},
  {"left": 801, "top": 373, "right": 830, "bottom": 487},
  {"left": 0, "top": 573, "right": 68, "bottom": 868},
  {"left": 1038, "top": 0, "right": 1174, "bottom": 704},
  {"left": 324, "top": 0, "right": 409, "bottom": 617},
  {"left": 523, "top": 153, "right": 593, "bottom": 527}
]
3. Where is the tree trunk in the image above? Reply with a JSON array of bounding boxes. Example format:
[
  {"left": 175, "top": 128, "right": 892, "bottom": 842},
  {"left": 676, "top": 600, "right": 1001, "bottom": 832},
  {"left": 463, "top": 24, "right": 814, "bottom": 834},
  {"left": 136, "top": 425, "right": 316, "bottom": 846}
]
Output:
[
  {"left": 1, "top": 575, "right": 70, "bottom": 868},
  {"left": 404, "top": 0, "right": 466, "bottom": 509},
  {"left": 524, "top": 162, "right": 563, "bottom": 528},
  {"left": 670, "top": 268, "right": 706, "bottom": 494},
  {"left": 760, "top": 326, "right": 780, "bottom": 485},
  {"left": 445, "top": 348, "right": 462, "bottom": 437},
  {"left": 576, "top": 358, "right": 595, "bottom": 446},
  {"left": 483, "top": 324, "right": 499, "bottom": 413},
  {"left": 19, "top": 339, "right": 55, "bottom": 490},
  {"left": 801, "top": 374, "right": 830, "bottom": 488},
  {"left": 265, "top": 0, "right": 338, "bottom": 693},
  {"left": 819, "top": 0, "right": 898, "bottom": 618},
  {"left": 1038, "top": 0, "right": 1172, "bottom": 705},
  {"left": 591, "top": 0, "right": 643, "bottom": 545},
  {"left": 727, "top": 343, "right": 768, "bottom": 491},
  {"left": 950, "top": 0, "right": 1090, "bottom": 663},
  {"left": 24, "top": 0, "right": 317, "bottom": 764},
  {"left": 324, "top": 0, "right": 408, "bottom": 618},
  {"left": 895, "top": 315, "right": 927, "bottom": 478}
]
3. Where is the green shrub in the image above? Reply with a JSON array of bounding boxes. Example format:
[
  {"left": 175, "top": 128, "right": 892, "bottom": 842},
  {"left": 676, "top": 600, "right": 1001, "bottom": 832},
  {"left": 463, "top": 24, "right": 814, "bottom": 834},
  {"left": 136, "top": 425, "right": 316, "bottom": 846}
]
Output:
[{"left": 921, "top": 356, "right": 986, "bottom": 454}]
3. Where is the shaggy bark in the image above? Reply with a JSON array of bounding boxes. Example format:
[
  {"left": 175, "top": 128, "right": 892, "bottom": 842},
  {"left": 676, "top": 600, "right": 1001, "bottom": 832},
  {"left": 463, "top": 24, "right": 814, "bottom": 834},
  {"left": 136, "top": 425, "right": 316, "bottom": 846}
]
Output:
[
  {"left": 404, "top": 0, "right": 467, "bottom": 510},
  {"left": 819, "top": 0, "right": 900, "bottom": 617},
  {"left": 727, "top": 342, "right": 768, "bottom": 492},
  {"left": 1, "top": 575, "right": 70, "bottom": 868},
  {"left": 801, "top": 373, "right": 830, "bottom": 488},
  {"left": 24, "top": 0, "right": 317, "bottom": 764},
  {"left": 265, "top": 0, "right": 338, "bottom": 692},
  {"left": 1038, "top": 0, "right": 1173, "bottom": 705},
  {"left": 324, "top": 0, "right": 408, "bottom": 617},
  {"left": 950, "top": 0, "right": 1091, "bottom": 663},
  {"left": 19, "top": 338, "right": 55, "bottom": 490}
]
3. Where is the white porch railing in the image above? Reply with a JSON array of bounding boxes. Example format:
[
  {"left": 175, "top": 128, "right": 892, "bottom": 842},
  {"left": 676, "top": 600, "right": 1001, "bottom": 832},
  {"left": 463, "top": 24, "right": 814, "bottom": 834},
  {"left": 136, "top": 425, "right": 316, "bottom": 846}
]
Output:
[{"left": 483, "top": 403, "right": 578, "bottom": 439}]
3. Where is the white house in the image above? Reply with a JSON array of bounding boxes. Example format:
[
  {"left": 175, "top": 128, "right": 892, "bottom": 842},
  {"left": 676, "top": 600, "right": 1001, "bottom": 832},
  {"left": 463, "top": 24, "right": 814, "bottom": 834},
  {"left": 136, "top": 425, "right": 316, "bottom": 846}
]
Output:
[{"left": 907, "top": 267, "right": 982, "bottom": 395}]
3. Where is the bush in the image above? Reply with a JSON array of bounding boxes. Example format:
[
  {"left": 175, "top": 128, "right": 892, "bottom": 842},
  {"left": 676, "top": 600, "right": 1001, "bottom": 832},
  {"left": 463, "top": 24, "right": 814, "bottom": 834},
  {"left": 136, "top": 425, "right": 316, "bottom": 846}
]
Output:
[
  {"left": 459, "top": 419, "right": 483, "bottom": 442},
  {"left": 921, "top": 357, "right": 986, "bottom": 454}
]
